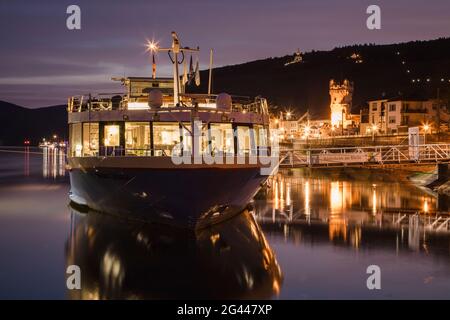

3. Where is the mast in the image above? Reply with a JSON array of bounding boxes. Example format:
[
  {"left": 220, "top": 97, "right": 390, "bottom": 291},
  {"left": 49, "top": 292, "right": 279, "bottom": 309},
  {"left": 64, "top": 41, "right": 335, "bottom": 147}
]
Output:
[
  {"left": 171, "top": 32, "right": 181, "bottom": 104},
  {"left": 151, "top": 32, "right": 199, "bottom": 105},
  {"left": 208, "top": 49, "right": 213, "bottom": 95}
]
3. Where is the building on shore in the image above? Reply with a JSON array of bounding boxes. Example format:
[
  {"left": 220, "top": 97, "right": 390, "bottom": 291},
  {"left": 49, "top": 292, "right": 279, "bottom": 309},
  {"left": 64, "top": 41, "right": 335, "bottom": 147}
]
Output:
[
  {"left": 329, "top": 79, "right": 353, "bottom": 128},
  {"left": 270, "top": 110, "right": 313, "bottom": 141},
  {"left": 329, "top": 79, "right": 360, "bottom": 135},
  {"left": 271, "top": 81, "right": 450, "bottom": 142},
  {"left": 362, "top": 95, "right": 450, "bottom": 134}
]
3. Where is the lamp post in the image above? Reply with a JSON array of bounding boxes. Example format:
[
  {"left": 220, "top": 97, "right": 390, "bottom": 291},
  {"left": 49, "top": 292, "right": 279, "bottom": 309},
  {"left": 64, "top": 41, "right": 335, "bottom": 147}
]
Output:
[
  {"left": 330, "top": 126, "right": 335, "bottom": 145},
  {"left": 304, "top": 124, "right": 310, "bottom": 140},
  {"left": 286, "top": 111, "right": 292, "bottom": 120},
  {"left": 371, "top": 124, "right": 377, "bottom": 142},
  {"left": 423, "top": 124, "right": 430, "bottom": 144}
]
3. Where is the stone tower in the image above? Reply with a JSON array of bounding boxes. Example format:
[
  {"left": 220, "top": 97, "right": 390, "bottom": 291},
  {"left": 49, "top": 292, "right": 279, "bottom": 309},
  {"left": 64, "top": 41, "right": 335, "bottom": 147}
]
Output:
[{"left": 329, "top": 79, "right": 353, "bottom": 127}]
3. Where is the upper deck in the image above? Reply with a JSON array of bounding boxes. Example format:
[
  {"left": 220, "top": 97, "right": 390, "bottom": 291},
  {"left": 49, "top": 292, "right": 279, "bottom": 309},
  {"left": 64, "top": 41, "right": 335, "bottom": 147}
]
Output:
[
  {"left": 68, "top": 77, "right": 269, "bottom": 125},
  {"left": 67, "top": 77, "right": 271, "bottom": 158}
]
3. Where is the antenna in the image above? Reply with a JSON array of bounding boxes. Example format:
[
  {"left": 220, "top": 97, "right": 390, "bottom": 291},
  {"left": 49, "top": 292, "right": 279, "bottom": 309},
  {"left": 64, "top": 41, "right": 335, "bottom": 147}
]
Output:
[
  {"left": 148, "top": 32, "right": 199, "bottom": 105},
  {"left": 208, "top": 49, "right": 214, "bottom": 95}
]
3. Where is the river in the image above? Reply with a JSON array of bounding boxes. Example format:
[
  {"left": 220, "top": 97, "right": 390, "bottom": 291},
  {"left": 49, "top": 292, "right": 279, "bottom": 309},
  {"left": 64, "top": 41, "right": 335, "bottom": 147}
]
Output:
[{"left": 0, "top": 148, "right": 449, "bottom": 299}]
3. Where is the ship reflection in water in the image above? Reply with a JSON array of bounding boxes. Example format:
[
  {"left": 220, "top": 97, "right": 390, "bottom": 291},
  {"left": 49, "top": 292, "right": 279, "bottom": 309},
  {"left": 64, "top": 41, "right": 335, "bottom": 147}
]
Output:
[{"left": 66, "top": 205, "right": 282, "bottom": 300}]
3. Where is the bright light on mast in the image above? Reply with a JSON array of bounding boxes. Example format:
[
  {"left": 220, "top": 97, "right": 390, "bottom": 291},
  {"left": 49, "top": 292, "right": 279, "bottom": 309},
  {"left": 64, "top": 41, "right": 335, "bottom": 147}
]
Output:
[{"left": 146, "top": 40, "right": 159, "bottom": 53}]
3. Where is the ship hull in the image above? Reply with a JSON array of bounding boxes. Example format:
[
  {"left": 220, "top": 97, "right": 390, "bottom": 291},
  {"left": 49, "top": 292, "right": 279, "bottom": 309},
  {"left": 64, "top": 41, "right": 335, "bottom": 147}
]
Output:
[{"left": 68, "top": 157, "right": 269, "bottom": 228}]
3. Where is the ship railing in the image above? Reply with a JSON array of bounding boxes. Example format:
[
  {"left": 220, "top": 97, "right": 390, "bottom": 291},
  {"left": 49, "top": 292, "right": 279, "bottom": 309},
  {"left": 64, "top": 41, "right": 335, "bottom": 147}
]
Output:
[
  {"left": 86, "top": 146, "right": 273, "bottom": 158},
  {"left": 68, "top": 93, "right": 269, "bottom": 115},
  {"left": 68, "top": 93, "right": 127, "bottom": 112},
  {"left": 180, "top": 93, "right": 268, "bottom": 115}
]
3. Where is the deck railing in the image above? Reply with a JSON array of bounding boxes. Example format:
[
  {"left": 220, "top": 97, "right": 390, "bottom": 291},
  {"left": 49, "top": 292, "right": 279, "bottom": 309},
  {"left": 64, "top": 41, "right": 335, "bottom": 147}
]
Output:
[{"left": 68, "top": 93, "right": 269, "bottom": 115}]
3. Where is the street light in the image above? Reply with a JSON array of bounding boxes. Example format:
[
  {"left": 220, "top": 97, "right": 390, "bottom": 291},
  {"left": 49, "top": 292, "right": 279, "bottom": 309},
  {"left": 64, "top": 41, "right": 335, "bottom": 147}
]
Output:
[
  {"left": 371, "top": 124, "right": 378, "bottom": 142},
  {"left": 423, "top": 123, "right": 430, "bottom": 144},
  {"left": 286, "top": 111, "right": 292, "bottom": 120}
]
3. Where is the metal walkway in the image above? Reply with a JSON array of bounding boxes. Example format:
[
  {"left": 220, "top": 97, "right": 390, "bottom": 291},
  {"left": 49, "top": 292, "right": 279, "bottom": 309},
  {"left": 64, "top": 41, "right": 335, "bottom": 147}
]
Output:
[
  {"left": 279, "top": 144, "right": 450, "bottom": 168},
  {"left": 254, "top": 208, "right": 450, "bottom": 233}
]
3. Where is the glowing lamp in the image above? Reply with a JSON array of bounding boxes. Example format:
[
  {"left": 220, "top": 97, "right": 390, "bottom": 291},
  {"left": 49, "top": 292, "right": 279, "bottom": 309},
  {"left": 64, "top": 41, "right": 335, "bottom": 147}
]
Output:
[{"left": 146, "top": 40, "right": 159, "bottom": 52}]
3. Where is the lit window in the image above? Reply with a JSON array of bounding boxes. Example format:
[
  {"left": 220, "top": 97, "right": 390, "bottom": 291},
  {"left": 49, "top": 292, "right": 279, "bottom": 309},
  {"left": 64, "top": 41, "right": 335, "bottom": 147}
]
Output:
[
  {"left": 254, "top": 125, "right": 268, "bottom": 147},
  {"left": 125, "top": 122, "right": 150, "bottom": 155},
  {"left": 83, "top": 123, "right": 99, "bottom": 156},
  {"left": 70, "top": 123, "right": 82, "bottom": 157},
  {"left": 210, "top": 123, "right": 234, "bottom": 155},
  {"left": 153, "top": 122, "right": 181, "bottom": 156},
  {"left": 104, "top": 125, "right": 120, "bottom": 147},
  {"left": 180, "top": 122, "right": 192, "bottom": 155},
  {"left": 237, "top": 126, "right": 251, "bottom": 155}
]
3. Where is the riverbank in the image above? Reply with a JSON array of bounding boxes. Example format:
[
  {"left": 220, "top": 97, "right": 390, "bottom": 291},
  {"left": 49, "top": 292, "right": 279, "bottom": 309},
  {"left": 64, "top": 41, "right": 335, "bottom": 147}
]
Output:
[
  {"left": 408, "top": 163, "right": 450, "bottom": 198},
  {"left": 436, "top": 181, "right": 450, "bottom": 196},
  {"left": 282, "top": 165, "right": 435, "bottom": 183}
]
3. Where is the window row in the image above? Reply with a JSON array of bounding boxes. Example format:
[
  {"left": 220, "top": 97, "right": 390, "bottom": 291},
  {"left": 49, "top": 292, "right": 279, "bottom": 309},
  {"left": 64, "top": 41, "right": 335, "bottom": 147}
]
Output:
[{"left": 69, "top": 122, "right": 269, "bottom": 157}]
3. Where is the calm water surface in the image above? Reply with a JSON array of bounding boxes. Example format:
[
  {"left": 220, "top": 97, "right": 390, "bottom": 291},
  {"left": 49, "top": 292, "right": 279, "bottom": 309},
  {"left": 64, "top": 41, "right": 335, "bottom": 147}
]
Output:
[{"left": 0, "top": 148, "right": 449, "bottom": 299}]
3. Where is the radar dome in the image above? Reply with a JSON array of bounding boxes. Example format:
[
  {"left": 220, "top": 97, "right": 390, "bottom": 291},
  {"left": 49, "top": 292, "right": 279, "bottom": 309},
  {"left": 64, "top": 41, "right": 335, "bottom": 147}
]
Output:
[
  {"left": 216, "top": 93, "right": 232, "bottom": 111},
  {"left": 148, "top": 90, "right": 163, "bottom": 109}
]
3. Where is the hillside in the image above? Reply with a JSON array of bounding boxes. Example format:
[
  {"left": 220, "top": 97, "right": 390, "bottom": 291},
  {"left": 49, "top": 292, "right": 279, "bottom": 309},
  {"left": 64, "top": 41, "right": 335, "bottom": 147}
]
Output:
[
  {"left": 0, "top": 101, "right": 67, "bottom": 146},
  {"left": 189, "top": 37, "right": 450, "bottom": 118},
  {"left": 2, "top": 38, "right": 450, "bottom": 145}
]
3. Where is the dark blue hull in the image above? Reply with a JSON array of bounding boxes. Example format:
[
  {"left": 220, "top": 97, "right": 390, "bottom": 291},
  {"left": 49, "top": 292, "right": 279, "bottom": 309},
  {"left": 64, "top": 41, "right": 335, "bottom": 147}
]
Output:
[{"left": 69, "top": 167, "right": 267, "bottom": 228}]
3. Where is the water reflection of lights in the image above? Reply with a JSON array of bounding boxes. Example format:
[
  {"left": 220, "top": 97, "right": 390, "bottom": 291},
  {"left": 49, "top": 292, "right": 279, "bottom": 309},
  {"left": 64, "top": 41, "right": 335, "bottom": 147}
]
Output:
[
  {"left": 372, "top": 184, "right": 377, "bottom": 215},
  {"left": 330, "top": 181, "right": 344, "bottom": 214},
  {"left": 101, "top": 248, "right": 125, "bottom": 293},
  {"left": 328, "top": 216, "right": 347, "bottom": 242},
  {"left": 350, "top": 226, "right": 362, "bottom": 249},
  {"left": 286, "top": 182, "right": 291, "bottom": 206},
  {"left": 423, "top": 198, "right": 429, "bottom": 214},
  {"left": 257, "top": 171, "right": 439, "bottom": 246},
  {"left": 273, "top": 180, "right": 279, "bottom": 211},
  {"left": 304, "top": 180, "right": 310, "bottom": 216},
  {"left": 24, "top": 147, "right": 30, "bottom": 176},
  {"left": 66, "top": 206, "right": 283, "bottom": 299},
  {"left": 265, "top": 172, "right": 437, "bottom": 219},
  {"left": 271, "top": 176, "right": 294, "bottom": 222},
  {"left": 279, "top": 178, "right": 284, "bottom": 209},
  {"left": 42, "top": 147, "right": 66, "bottom": 178}
]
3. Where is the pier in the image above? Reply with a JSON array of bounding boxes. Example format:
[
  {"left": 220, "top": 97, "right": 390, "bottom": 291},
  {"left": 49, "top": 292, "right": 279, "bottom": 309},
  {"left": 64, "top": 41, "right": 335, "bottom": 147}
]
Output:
[
  {"left": 254, "top": 206, "right": 450, "bottom": 233},
  {"left": 279, "top": 143, "right": 450, "bottom": 168}
]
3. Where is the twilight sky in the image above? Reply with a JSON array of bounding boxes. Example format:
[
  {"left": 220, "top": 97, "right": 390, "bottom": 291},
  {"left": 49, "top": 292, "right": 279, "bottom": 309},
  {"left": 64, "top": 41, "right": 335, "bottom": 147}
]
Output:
[{"left": 1, "top": 0, "right": 450, "bottom": 107}]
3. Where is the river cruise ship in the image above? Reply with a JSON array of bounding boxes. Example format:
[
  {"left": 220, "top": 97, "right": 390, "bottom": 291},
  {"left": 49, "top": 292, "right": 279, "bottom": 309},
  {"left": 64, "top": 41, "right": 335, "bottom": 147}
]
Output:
[{"left": 67, "top": 32, "right": 274, "bottom": 228}]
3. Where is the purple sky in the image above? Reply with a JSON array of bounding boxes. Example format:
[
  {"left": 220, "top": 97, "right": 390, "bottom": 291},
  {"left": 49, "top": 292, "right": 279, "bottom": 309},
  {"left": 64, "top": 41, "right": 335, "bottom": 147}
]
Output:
[{"left": 1, "top": 0, "right": 450, "bottom": 107}]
